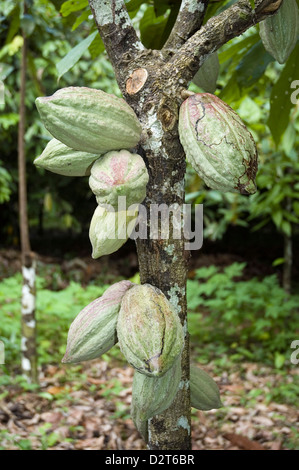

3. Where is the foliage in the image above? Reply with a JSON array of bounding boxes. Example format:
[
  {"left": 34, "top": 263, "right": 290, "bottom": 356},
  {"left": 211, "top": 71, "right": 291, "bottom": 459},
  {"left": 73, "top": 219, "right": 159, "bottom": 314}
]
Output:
[
  {"left": 187, "top": 263, "right": 299, "bottom": 366},
  {"left": 1, "top": 262, "right": 298, "bottom": 374},
  {"left": 0, "top": 271, "right": 109, "bottom": 368},
  {"left": 0, "top": 0, "right": 119, "bottom": 242}
]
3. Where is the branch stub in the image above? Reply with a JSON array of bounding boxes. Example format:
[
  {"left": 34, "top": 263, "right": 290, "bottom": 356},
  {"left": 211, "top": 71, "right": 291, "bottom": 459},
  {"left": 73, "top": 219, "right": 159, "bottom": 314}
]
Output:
[{"left": 126, "top": 68, "right": 148, "bottom": 95}]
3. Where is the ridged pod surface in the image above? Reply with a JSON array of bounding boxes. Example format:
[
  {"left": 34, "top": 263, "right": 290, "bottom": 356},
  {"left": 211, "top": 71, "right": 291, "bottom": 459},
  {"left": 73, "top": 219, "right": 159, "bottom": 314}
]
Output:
[
  {"left": 133, "top": 415, "right": 148, "bottom": 443},
  {"left": 131, "top": 358, "right": 181, "bottom": 422},
  {"left": 190, "top": 365, "right": 222, "bottom": 411},
  {"left": 89, "top": 149, "right": 149, "bottom": 209},
  {"left": 259, "top": 0, "right": 299, "bottom": 64},
  {"left": 179, "top": 93, "right": 258, "bottom": 194},
  {"left": 192, "top": 53, "right": 220, "bottom": 93},
  {"left": 35, "top": 87, "right": 142, "bottom": 154},
  {"left": 89, "top": 204, "right": 138, "bottom": 259},
  {"left": 117, "top": 284, "right": 184, "bottom": 377},
  {"left": 62, "top": 281, "right": 134, "bottom": 363},
  {"left": 34, "top": 138, "right": 101, "bottom": 176}
]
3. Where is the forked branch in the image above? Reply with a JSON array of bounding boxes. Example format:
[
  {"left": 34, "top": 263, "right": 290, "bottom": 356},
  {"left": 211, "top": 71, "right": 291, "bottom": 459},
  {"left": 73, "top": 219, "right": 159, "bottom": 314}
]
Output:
[
  {"left": 163, "top": 0, "right": 209, "bottom": 52},
  {"left": 166, "top": 0, "right": 283, "bottom": 84}
]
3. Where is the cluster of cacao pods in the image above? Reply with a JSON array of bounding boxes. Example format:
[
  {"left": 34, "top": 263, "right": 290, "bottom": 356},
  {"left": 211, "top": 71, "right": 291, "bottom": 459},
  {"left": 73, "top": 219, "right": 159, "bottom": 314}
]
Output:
[
  {"left": 35, "top": 86, "right": 149, "bottom": 258},
  {"left": 63, "top": 280, "right": 204, "bottom": 440}
]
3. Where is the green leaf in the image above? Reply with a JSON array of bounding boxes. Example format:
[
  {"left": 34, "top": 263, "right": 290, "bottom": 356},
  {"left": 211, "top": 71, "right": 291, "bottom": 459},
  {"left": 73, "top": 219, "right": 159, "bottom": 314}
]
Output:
[
  {"left": 125, "top": 0, "right": 145, "bottom": 11},
  {"left": 5, "top": 5, "right": 20, "bottom": 45},
  {"left": 71, "top": 9, "right": 90, "bottom": 30},
  {"left": 272, "top": 210, "right": 282, "bottom": 228},
  {"left": 219, "top": 34, "right": 258, "bottom": 64},
  {"left": 56, "top": 30, "right": 98, "bottom": 79},
  {"left": 268, "top": 43, "right": 299, "bottom": 145},
  {"left": 274, "top": 352, "right": 285, "bottom": 369},
  {"left": 281, "top": 220, "right": 292, "bottom": 237},
  {"left": 88, "top": 33, "right": 105, "bottom": 59},
  {"left": 236, "top": 41, "right": 274, "bottom": 89},
  {"left": 60, "top": 0, "right": 89, "bottom": 17},
  {"left": 272, "top": 258, "right": 285, "bottom": 267},
  {"left": 0, "top": 63, "right": 13, "bottom": 81},
  {"left": 20, "top": 14, "right": 36, "bottom": 37},
  {"left": 140, "top": 6, "right": 169, "bottom": 49},
  {"left": 219, "top": 75, "right": 241, "bottom": 103}
]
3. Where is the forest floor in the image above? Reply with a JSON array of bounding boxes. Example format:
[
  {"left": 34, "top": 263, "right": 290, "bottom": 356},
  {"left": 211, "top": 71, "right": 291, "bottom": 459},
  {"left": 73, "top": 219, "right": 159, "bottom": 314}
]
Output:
[
  {"left": 0, "top": 359, "right": 298, "bottom": 450},
  {"left": 0, "top": 248, "right": 298, "bottom": 450}
]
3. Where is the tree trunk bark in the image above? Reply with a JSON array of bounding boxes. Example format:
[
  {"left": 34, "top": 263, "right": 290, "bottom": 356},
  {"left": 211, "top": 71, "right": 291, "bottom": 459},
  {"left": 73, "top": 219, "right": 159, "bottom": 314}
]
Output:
[
  {"left": 18, "top": 25, "right": 38, "bottom": 384},
  {"left": 133, "top": 92, "right": 191, "bottom": 449}
]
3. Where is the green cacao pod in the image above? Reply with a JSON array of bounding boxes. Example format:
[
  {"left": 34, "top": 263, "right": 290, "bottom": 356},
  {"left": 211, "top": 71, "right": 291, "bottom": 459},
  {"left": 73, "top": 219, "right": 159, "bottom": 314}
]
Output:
[
  {"left": 117, "top": 284, "right": 184, "bottom": 377},
  {"left": 89, "top": 149, "right": 149, "bottom": 209},
  {"left": 179, "top": 93, "right": 258, "bottom": 195},
  {"left": 259, "top": 0, "right": 299, "bottom": 64},
  {"left": 35, "top": 87, "right": 142, "bottom": 154},
  {"left": 190, "top": 365, "right": 222, "bottom": 411},
  {"left": 62, "top": 281, "right": 134, "bottom": 363},
  {"left": 131, "top": 358, "right": 181, "bottom": 422},
  {"left": 89, "top": 204, "right": 138, "bottom": 259},
  {"left": 192, "top": 53, "right": 219, "bottom": 93},
  {"left": 133, "top": 414, "right": 148, "bottom": 443},
  {"left": 34, "top": 138, "right": 101, "bottom": 176}
]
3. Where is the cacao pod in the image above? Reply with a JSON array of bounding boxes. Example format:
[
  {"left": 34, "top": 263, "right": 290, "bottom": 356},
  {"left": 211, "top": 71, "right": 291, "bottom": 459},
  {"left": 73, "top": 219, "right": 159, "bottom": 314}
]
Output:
[
  {"left": 89, "top": 204, "right": 138, "bottom": 259},
  {"left": 62, "top": 280, "right": 134, "bottom": 363},
  {"left": 259, "top": 0, "right": 299, "bottom": 64},
  {"left": 117, "top": 284, "right": 184, "bottom": 377},
  {"left": 35, "top": 87, "right": 142, "bottom": 154},
  {"left": 190, "top": 365, "right": 222, "bottom": 410},
  {"left": 89, "top": 149, "right": 149, "bottom": 209},
  {"left": 178, "top": 93, "right": 258, "bottom": 195},
  {"left": 133, "top": 415, "right": 148, "bottom": 443},
  {"left": 192, "top": 53, "right": 219, "bottom": 93},
  {"left": 131, "top": 358, "right": 181, "bottom": 422},
  {"left": 34, "top": 138, "right": 101, "bottom": 176}
]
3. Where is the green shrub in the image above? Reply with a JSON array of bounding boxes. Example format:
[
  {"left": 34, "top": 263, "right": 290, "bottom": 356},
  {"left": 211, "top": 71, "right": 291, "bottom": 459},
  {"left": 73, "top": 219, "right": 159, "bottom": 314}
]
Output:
[{"left": 188, "top": 263, "right": 299, "bottom": 365}]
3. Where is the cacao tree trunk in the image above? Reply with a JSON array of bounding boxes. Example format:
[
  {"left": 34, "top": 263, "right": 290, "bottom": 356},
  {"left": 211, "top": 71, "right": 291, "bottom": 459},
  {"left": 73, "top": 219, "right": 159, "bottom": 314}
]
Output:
[
  {"left": 88, "top": 0, "right": 283, "bottom": 450},
  {"left": 18, "top": 22, "right": 38, "bottom": 384},
  {"left": 135, "top": 104, "right": 191, "bottom": 450}
]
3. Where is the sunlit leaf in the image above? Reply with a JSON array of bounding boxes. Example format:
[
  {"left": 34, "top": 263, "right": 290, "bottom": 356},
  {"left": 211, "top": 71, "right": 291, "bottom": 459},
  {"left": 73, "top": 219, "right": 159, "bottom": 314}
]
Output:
[{"left": 56, "top": 30, "right": 98, "bottom": 79}]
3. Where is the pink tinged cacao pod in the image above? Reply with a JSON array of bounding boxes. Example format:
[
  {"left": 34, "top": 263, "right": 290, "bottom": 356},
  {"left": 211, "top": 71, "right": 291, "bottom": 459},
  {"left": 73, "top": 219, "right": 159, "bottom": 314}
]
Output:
[
  {"left": 117, "top": 284, "right": 184, "bottom": 377},
  {"left": 89, "top": 149, "right": 149, "bottom": 209},
  {"left": 34, "top": 138, "right": 101, "bottom": 176},
  {"left": 89, "top": 204, "right": 138, "bottom": 259},
  {"left": 62, "top": 280, "right": 134, "bottom": 363},
  {"left": 178, "top": 93, "right": 258, "bottom": 195},
  {"left": 35, "top": 87, "right": 142, "bottom": 154}
]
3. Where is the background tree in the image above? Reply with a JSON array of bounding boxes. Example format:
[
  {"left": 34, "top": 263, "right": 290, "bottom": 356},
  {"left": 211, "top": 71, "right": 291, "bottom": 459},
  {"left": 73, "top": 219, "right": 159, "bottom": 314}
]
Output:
[{"left": 18, "top": 1, "right": 37, "bottom": 384}]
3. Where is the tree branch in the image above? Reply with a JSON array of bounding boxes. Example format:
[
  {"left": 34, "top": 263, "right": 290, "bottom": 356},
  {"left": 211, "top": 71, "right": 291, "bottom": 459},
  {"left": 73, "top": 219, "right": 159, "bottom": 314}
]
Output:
[
  {"left": 165, "top": 0, "right": 283, "bottom": 85},
  {"left": 88, "top": 0, "right": 144, "bottom": 79},
  {"left": 163, "top": 0, "right": 209, "bottom": 53}
]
